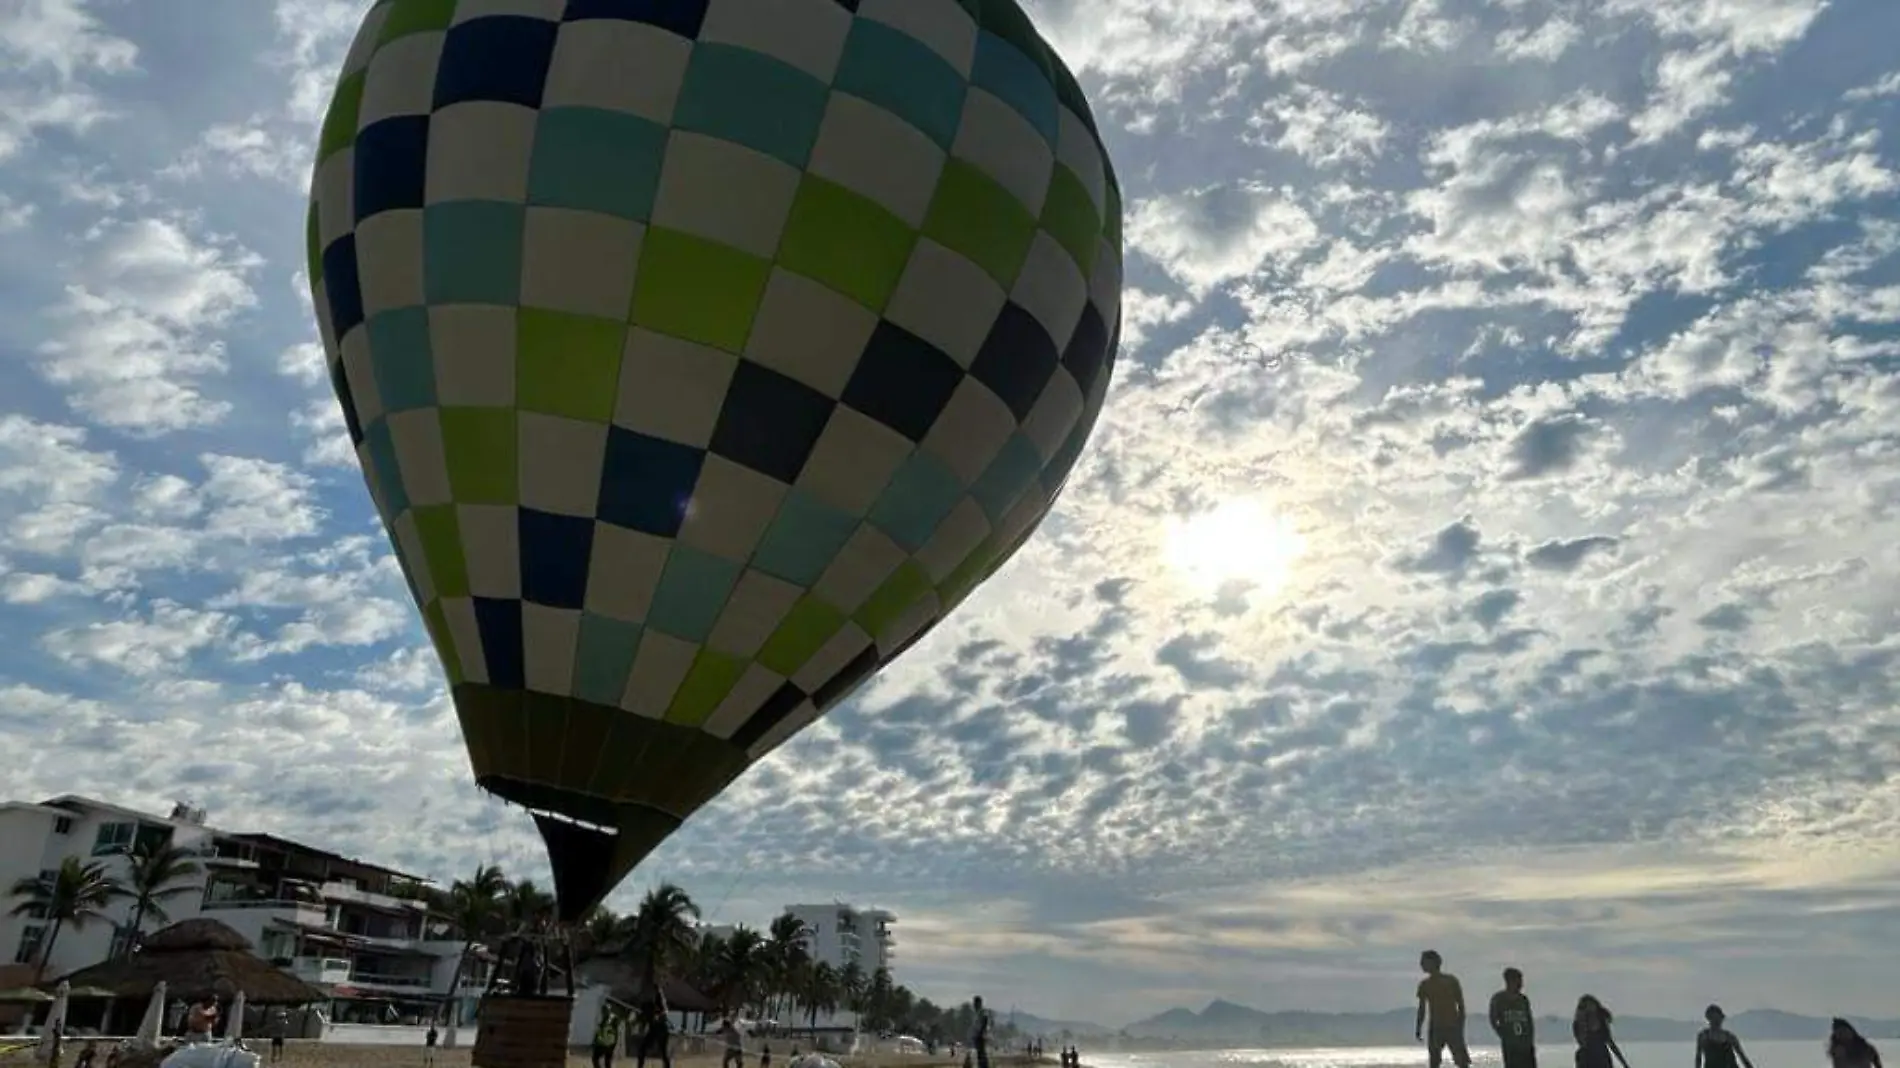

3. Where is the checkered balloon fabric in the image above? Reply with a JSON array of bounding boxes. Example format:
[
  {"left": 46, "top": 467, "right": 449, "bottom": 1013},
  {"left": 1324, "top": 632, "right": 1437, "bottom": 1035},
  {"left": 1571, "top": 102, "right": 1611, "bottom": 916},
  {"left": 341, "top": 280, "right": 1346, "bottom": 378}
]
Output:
[{"left": 308, "top": 0, "right": 1121, "bottom": 908}]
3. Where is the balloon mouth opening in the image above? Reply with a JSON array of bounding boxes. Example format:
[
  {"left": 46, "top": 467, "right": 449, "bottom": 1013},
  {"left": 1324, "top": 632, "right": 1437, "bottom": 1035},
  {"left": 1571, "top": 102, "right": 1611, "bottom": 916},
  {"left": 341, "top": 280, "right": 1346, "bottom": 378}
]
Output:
[{"left": 479, "top": 774, "right": 683, "bottom": 924}]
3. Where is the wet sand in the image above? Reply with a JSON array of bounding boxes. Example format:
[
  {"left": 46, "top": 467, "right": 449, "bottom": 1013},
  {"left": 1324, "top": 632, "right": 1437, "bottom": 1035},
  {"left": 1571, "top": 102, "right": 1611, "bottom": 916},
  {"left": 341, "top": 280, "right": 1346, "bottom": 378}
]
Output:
[{"left": 0, "top": 1045, "right": 1054, "bottom": 1068}]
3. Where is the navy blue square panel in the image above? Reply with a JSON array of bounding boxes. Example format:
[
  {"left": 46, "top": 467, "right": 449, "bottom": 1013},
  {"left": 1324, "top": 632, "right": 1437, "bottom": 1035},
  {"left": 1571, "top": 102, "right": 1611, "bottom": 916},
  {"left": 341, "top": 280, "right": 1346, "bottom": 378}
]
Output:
[
  {"left": 813, "top": 643, "right": 879, "bottom": 708},
  {"left": 842, "top": 322, "right": 964, "bottom": 443},
  {"left": 320, "top": 233, "right": 365, "bottom": 340},
  {"left": 1061, "top": 302, "right": 1110, "bottom": 395},
  {"left": 353, "top": 116, "right": 430, "bottom": 223},
  {"left": 729, "top": 680, "right": 808, "bottom": 751},
  {"left": 562, "top": 0, "right": 708, "bottom": 39},
  {"left": 433, "top": 16, "right": 560, "bottom": 111},
  {"left": 970, "top": 301, "right": 1061, "bottom": 421},
  {"left": 829, "top": 0, "right": 860, "bottom": 10},
  {"left": 328, "top": 358, "right": 364, "bottom": 447},
  {"left": 519, "top": 507, "right": 595, "bottom": 609},
  {"left": 710, "top": 360, "right": 836, "bottom": 485},
  {"left": 473, "top": 596, "right": 526, "bottom": 689},
  {"left": 598, "top": 426, "right": 706, "bottom": 537}
]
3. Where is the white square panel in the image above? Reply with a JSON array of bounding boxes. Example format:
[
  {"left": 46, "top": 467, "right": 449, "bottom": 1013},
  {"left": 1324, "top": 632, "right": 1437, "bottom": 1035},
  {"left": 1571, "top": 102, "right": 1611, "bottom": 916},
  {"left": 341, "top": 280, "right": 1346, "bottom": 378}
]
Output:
[
  {"left": 338, "top": 3, "right": 389, "bottom": 80},
  {"left": 812, "top": 524, "right": 905, "bottom": 612},
  {"left": 518, "top": 412, "right": 608, "bottom": 517},
  {"left": 702, "top": 662, "right": 790, "bottom": 740},
  {"left": 789, "top": 621, "right": 872, "bottom": 694},
  {"left": 583, "top": 522, "right": 671, "bottom": 623},
  {"left": 451, "top": 0, "right": 565, "bottom": 22},
  {"left": 620, "top": 630, "right": 697, "bottom": 718},
  {"left": 430, "top": 305, "right": 517, "bottom": 406},
  {"left": 388, "top": 409, "right": 453, "bottom": 508},
  {"left": 353, "top": 209, "right": 425, "bottom": 317},
  {"left": 884, "top": 239, "right": 1007, "bottom": 368},
  {"left": 1055, "top": 107, "right": 1108, "bottom": 215},
  {"left": 1088, "top": 237, "right": 1122, "bottom": 322},
  {"left": 392, "top": 511, "right": 434, "bottom": 602},
  {"left": 858, "top": 0, "right": 976, "bottom": 75},
  {"left": 808, "top": 91, "right": 946, "bottom": 228},
  {"left": 1011, "top": 231, "right": 1089, "bottom": 350},
  {"left": 522, "top": 603, "right": 582, "bottom": 697},
  {"left": 314, "top": 150, "right": 354, "bottom": 251},
  {"left": 744, "top": 269, "right": 878, "bottom": 398},
  {"left": 701, "top": 0, "right": 851, "bottom": 81},
  {"left": 520, "top": 207, "right": 644, "bottom": 319},
  {"left": 425, "top": 101, "right": 537, "bottom": 204},
  {"left": 650, "top": 132, "right": 800, "bottom": 260},
  {"left": 795, "top": 407, "right": 912, "bottom": 515},
  {"left": 951, "top": 89, "right": 1056, "bottom": 216},
  {"left": 705, "top": 568, "right": 803, "bottom": 659},
  {"left": 458, "top": 504, "right": 522, "bottom": 598},
  {"left": 440, "top": 596, "right": 487, "bottom": 683},
  {"left": 1021, "top": 368, "right": 1084, "bottom": 463},
  {"left": 543, "top": 19, "right": 691, "bottom": 123},
  {"left": 920, "top": 376, "right": 1015, "bottom": 485},
  {"left": 359, "top": 32, "right": 443, "bottom": 128},
  {"left": 915, "top": 497, "right": 991, "bottom": 583},
  {"left": 615, "top": 328, "right": 737, "bottom": 449},
  {"left": 677, "top": 455, "right": 789, "bottom": 563},
  {"left": 339, "top": 328, "right": 385, "bottom": 427},
  {"left": 745, "top": 696, "right": 819, "bottom": 759},
  {"left": 871, "top": 590, "right": 940, "bottom": 655}
]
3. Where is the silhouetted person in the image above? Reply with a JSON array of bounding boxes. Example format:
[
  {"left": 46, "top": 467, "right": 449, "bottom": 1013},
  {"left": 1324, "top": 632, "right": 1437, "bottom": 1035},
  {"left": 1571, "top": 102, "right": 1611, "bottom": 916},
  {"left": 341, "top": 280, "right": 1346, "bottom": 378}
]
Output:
[
  {"left": 971, "top": 997, "right": 992, "bottom": 1068},
  {"left": 1416, "top": 950, "right": 1470, "bottom": 1068},
  {"left": 1573, "top": 996, "right": 1630, "bottom": 1068},
  {"left": 635, "top": 993, "right": 672, "bottom": 1068},
  {"left": 1490, "top": 967, "right": 1535, "bottom": 1068},
  {"left": 1830, "top": 1019, "right": 1883, "bottom": 1068},
  {"left": 1697, "top": 1006, "right": 1753, "bottom": 1068}
]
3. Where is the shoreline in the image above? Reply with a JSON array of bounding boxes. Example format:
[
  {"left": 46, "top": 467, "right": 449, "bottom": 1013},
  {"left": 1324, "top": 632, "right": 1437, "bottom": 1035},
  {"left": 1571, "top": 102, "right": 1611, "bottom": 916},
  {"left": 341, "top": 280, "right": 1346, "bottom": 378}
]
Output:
[{"left": 0, "top": 1045, "right": 1062, "bottom": 1068}]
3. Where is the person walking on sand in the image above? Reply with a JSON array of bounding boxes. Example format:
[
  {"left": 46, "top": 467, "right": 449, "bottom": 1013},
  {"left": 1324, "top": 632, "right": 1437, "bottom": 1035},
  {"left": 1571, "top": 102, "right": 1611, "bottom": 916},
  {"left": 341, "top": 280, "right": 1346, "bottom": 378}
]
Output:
[
  {"left": 720, "top": 1016, "right": 745, "bottom": 1068},
  {"left": 1697, "top": 1006, "right": 1754, "bottom": 1068},
  {"left": 1574, "top": 996, "right": 1631, "bottom": 1068},
  {"left": 424, "top": 1023, "right": 439, "bottom": 1067},
  {"left": 971, "top": 997, "right": 993, "bottom": 1068},
  {"left": 1489, "top": 967, "right": 1535, "bottom": 1068},
  {"left": 1829, "top": 1019, "right": 1883, "bottom": 1068},
  {"left": 267, "top": 1008, "right": 288, "bottom": 1064},
  {"left": 593, "top": 1008, "right": 622, "bottom": 1068},
  {"left": 635, "top": 992, "right": 672, "bottom": 1068},
  {"left": 1415, "top": 950, "right": 1470, "bottom": 1068}
]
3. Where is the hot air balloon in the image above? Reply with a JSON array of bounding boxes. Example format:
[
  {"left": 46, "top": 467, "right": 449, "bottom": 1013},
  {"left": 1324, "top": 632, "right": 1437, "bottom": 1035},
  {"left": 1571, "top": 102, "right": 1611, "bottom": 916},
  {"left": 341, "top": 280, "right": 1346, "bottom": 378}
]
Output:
[{"left": 307, "top": 0, "right": 1122, "bottom": 922}]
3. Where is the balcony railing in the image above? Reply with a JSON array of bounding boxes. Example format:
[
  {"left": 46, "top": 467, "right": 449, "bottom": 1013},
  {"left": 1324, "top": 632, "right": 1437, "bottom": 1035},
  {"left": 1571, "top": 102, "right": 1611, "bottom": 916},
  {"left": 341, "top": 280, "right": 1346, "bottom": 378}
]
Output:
[
  {"left": 288, "top": 957, "right": 353, "bottom": 985},
  {"left": 349, "top": 971, "right": 435, "bottom": 990}
]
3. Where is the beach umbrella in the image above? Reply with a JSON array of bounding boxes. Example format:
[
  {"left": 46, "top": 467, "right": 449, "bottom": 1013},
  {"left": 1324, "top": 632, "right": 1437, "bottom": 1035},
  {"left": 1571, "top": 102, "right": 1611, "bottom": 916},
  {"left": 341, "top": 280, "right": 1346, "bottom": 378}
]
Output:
[
  {"left": 135, "top": 981, "right": 167, "bottom": 1047},
  {"left": 227, "top": 990, "right": 246, "bottom": 1043},
  {"left": 34, "top": 981, "right": 68, "bottom": 1063},
  {"left": 307, "top": 0, "right": 1124, "bottom": 923}
]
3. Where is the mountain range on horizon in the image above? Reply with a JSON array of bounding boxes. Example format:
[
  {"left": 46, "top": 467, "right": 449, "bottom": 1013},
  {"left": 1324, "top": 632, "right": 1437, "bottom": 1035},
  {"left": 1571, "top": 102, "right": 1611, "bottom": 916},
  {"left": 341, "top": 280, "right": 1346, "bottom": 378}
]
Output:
[{"left": 1001, "top": 1002, "right": 1899, "bottom": 1046}]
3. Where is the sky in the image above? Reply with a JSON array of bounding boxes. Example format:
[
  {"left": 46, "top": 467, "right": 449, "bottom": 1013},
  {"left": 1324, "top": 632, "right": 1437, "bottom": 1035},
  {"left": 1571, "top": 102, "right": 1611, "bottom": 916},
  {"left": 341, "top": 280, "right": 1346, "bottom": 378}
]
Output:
[{"left": 3, "top": 0, "right": 1900, "bottom": 1030}]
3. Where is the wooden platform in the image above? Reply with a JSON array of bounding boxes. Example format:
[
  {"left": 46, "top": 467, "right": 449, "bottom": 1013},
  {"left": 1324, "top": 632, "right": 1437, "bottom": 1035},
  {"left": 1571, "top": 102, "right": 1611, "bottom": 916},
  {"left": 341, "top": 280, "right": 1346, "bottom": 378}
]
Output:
[{"left": 471, "top": 995, "right": 574, "bottom": 1068}]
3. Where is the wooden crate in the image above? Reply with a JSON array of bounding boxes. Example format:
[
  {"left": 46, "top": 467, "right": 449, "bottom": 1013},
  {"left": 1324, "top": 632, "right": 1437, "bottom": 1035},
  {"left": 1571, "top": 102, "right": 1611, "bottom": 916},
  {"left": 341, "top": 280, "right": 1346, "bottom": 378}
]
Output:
[{"left": 471, "top": 995, "right": 574, "bottom": 1068}]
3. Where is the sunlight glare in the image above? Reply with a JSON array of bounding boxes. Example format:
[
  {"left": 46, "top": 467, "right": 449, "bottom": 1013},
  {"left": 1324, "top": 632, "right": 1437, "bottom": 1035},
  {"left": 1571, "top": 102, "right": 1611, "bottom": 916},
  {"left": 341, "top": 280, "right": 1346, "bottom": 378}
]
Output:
[{"left": 1163, "top": 497, "right": 1308, "bottom": 597}]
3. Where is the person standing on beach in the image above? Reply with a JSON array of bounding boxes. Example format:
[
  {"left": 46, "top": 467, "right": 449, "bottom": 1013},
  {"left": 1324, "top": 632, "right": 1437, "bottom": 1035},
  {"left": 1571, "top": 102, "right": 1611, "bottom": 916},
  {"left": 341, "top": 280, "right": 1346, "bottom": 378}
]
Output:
[
  {"left": 185, "top": 997, "right": 219, "bottom": 1044},
  {"left": 1696, "top": 1006, "right": 1754, "bottom": 1068},
  {"left": 592, "top": 1008, "right": 622, "bottom": 1068},
  {"left": 971, "top": 997, "right": 993, "bottom": 1068},
  {"left": 1573, "top": 996, "right": 1631, "bottom": 1068},
  {"left": 267, "top": 1008, "right": 288, "bottom": 1064},
  {"left": 1489, "top": 967, "right": 1535, "bottom": 1068},
  {"left": 1415, "top": 950, "right": 1470, "bottom": 1068},
  {"left": 1829, "top": 1019, "right": 1883, "bottom": 1068},
  {"left": 720, "top": 1015, "right": 746, "bottom": 1068},
  {"left": 424, "top": 1023, "right": 439, "bottom": 1067},
  {"left": 635, "top": 993, "right": 672, "bottom": 1068}
]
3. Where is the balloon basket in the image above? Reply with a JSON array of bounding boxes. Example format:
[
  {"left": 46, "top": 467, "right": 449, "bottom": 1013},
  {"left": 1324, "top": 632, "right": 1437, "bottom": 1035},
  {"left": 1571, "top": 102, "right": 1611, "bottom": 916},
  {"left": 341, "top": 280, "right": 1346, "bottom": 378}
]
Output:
[{"left": 471, "top": 995, "right": 573, "bottom": 1068}]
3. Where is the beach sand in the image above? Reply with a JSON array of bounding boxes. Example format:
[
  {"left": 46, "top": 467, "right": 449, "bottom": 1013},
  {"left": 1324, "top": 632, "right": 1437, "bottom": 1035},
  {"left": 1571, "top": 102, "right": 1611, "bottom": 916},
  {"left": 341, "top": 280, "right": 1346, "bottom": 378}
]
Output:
[{"left": 0, "top": 1046, "right": 1052, "bottom": 1068}]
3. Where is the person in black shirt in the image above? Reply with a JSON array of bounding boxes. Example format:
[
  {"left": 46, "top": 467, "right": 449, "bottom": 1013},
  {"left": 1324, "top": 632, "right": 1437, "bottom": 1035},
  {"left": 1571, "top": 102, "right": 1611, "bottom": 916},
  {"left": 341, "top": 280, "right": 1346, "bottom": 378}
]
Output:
[
  {"left": 635, "top": 993, "right": 672, "bottom": 1068},
  {"left": 1489, "top": 967, "right": 1535, "bottom": 1068},
  {"left": 1697, "top": 1006, "right": 1753, "bottom": 1068}
]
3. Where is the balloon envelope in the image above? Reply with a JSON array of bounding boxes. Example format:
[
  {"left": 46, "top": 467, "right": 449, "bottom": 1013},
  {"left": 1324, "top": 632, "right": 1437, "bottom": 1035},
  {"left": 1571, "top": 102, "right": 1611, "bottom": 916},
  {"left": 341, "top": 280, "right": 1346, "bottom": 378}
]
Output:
[{"left": 307, "top": 0, "right": 1123, "bottom": 917}]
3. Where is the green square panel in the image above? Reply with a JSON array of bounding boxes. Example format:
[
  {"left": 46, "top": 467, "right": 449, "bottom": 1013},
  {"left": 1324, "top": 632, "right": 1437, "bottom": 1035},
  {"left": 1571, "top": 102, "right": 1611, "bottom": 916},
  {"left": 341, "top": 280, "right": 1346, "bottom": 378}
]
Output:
[
  {"left": 421, "top": 599, "right": 462, "bottom": 685},
  {"left": 751, "top": 490, "right": 858, "bottom": 587},
  {"left": 573, "top": 613, "right": 644, "bottom": 708},
  {"left": 306, "top": 202, "right": 323, "bottom": 288},
  {"left": 412, "top": 504, "right": 470, "bottom": 598},
  {"left": 375, "top": 0, "right": 455, "bottom": 46},
  {"left": 756, "top": 595, "right": 848, "bottom": 677},
  {"left": 527, "top": 107, "right": 668, "bottom": 222},
  {"left": 439, "top": 407, "right": 517, "bottom": 504},
  {"left": 777, "top": 175, "right": 918, "bottom": 312},
  {"left": 1040, "top": 164, "right": 1102, "bottom": 275},
  {"left": 318, "top": 71, "right": 365, "bottom": 166},
  {"left": 673, "top": 44, "right": 829, "bottom": 169},
  {"left": 516, "top": 308, "right": 624, "bottom": 423},
  {"left": 1104, "top": 177, "right": 1123, "bottom": 256},
  {"left": 664, "top": 648, "right": 747, "bottom": 727},
  {"left": 854, "top": 560, "right": 934, "bottom": 638},
  {"left": 921, "top": 158, "right": 1038, "bottom": 288},
  {"left": 647, "top": 544, "right": 742, "bottom": 643},
  {"left": 366, "top": 307, "right": 437, "bottom": 412},
  {"left": 866, "top": 450, "right": 963, "bottom": 552},
  {"left": 424, "top": 200, "right": 525, "bottom": 305},
  {"left": 937, "top": 536, "right": 998, "bottom": 606},
  {"left": 630, "top": 227, "right": 773, "bottom": 353}
]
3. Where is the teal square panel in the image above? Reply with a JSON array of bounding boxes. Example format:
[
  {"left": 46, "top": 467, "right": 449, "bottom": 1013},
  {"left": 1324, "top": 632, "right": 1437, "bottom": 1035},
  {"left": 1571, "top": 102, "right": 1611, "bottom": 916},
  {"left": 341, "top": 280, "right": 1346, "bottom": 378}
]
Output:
[
  {"left": 751, "top": 489, "right": 858, "bottom": 587},
  {"left": 969, "top": 431, "right": 1043, "bottom": 522},
  {"left": 646, "top": 543, "right": 742, "bottom": 643},
  {"left": 362, "top": 418, "right": 410, "bottom": 516},
  {"left": 674, "top": 43, "right": 829, "bottom": 168},
  {"left": 867, "top": 450, "right": 964, "bottom": 552},
  {"left": 972, "top": 31, "right": 1059, "bottom": 144},
  {"left": 528, "top": 107, "right": 668, "bottom": 221},
  {"left": 833, "top": 20, "right": 967, "bottom": 151},
  {"left": 424, "top": 200, "right": 524, "bottom": 305},
  {"left": 366, "top": 307, "right": 437, "bottom": 412},
  {"left": 573, "top": 612, "right": 644, "bottom": 708}
]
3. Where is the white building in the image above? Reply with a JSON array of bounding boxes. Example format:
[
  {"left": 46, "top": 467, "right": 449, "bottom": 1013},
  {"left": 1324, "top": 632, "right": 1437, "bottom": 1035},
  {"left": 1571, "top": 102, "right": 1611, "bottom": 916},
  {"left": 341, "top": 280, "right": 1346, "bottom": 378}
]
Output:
[
  {"left": 0, "top": 795, "right": 490, "bottom": 1026},
  {"left": 783, "top": 903, "right": 895, "bottom": 976}
]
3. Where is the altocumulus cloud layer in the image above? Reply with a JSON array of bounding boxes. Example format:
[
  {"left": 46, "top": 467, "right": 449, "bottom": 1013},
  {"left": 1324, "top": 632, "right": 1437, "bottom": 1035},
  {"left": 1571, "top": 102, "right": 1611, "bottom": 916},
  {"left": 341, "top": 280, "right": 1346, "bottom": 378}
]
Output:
[{"left": 2, "top": 0, "right": 1900, "bottom": 1026}]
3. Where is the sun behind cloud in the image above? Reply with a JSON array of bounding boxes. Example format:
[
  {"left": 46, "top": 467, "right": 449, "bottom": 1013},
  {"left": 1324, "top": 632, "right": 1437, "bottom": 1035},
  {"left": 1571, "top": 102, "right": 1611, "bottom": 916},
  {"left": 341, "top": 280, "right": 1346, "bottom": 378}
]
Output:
[{"left": 1162, "top": 497, "right": 1308, "bottom": 599}]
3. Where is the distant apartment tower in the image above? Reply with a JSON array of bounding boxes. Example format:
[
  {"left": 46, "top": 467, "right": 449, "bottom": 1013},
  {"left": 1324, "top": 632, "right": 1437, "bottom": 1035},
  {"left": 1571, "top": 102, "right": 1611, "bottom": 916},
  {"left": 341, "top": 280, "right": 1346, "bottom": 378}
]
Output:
[{"left": 784, "top": 902, "right": 896, "bottom": 976}]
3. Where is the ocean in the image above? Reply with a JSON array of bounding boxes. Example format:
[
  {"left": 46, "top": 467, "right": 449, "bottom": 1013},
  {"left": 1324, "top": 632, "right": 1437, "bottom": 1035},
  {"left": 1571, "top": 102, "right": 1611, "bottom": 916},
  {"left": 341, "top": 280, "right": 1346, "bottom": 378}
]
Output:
[{"left": 1085, "top": 1041, "right": 1830, "bottom": 1068}]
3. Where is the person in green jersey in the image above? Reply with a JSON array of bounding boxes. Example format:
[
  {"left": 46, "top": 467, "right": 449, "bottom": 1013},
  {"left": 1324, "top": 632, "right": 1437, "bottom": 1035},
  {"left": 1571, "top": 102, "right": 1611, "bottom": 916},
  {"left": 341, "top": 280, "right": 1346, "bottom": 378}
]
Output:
[
  {"left": 1490, "top": 968, "right": 1536, "bottom": 1068},
  {"left": 1696, "top": 1006, "right": 1755, "bottom": 1068}
]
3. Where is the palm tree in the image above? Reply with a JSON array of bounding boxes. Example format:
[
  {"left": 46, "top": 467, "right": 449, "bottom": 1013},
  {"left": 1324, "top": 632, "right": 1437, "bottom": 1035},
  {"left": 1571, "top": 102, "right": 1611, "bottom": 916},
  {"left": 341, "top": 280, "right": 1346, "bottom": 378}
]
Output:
[
  {"left": 867, "top": 966, "right": 894, "bottom": 1029},
  {"left": 624, "top": 883, "right": 700, "bottom": 995},
  {"left": 800, "top": 961, "right": 840, "bottom": 1033},
  {"left": 712, "top": 925, "right": 765, "bottom": 1013},
  {"left": 764, "top": 912, "right": 811, "bottom": 1023},
  {"left": 111, "top": 841, "right": 202, "bottom": 958},
  {"left": 502, "top": 878, "right": 555, "bottom": 930},
  {"left": 440, "top": 864, "right": 506, "bottom": 1024},
  {"left": 837, "top": 959, "right": 867, "bottom": 1029},
  {"left": 6, "top": 857, "right": 120, "bottom": 979}
]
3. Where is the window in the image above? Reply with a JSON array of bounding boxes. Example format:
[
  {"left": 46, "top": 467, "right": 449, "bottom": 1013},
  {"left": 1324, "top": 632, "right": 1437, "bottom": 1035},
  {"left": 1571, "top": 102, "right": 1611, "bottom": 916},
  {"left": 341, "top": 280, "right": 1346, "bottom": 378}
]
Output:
[
  {"left": 13, "top": 926, "right": 45, "bottom": 966},
  {"left": 92, "top": 822, "right": 134, "bottom": 856},
  {"left": 53, "top": 817, "right": 73, "bottom": 835},
  {"left": 132, "top": 823, "right": 172, "bottom": 856}
]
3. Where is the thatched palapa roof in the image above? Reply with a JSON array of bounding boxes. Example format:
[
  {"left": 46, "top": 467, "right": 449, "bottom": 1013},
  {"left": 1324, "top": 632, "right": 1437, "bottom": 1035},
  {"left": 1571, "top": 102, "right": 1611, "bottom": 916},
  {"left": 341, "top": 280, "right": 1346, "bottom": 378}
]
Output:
[
  {"left": 53, "top": 919, "right": 327, "bottom": 1005},
  {"left": 573, "top": 957, "right": 717, "bottom": 1013}
]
